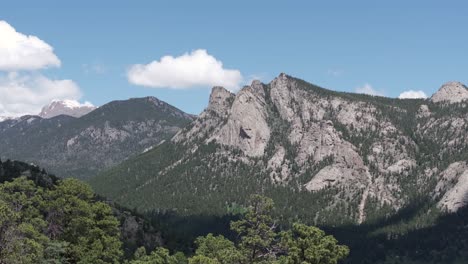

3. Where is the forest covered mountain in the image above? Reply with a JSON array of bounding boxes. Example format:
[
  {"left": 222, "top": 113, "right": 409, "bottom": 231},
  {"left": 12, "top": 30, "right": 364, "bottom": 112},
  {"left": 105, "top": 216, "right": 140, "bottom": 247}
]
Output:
[
  {"left": 0, "top": 159, "right": 352, "bottom": 263},
  {"left": 85, "top": 74, "right": 468, "bottom": 263},
  {"left": 0, "top": 96, "right": 194, "bottom": 179},
  {"left": 4, "top": 74, "right": 468, "bottom": 263},
  {"left": 90, "top": 73, "right": 468, "bottom": 229}
]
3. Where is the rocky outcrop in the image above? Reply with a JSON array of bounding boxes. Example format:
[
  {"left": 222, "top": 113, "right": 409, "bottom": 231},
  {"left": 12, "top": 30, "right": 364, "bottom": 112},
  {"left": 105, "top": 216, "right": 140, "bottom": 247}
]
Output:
[
  {"left": 430, "top": 81, "right": 468, "bottom": 103},
  {"left": 434, "top": 162, "right": 468, "bottom": 212},
  {"left": 211, "top": 81, "right": 270, "bottom": 157},
  {"left": 207, "top": 86, "right": 235, "bottom": 116},
  {"left": 91, "top": 73, "right": 468, "bottom": 226},
  {"left": 173, "top": 86, "right": 234, "bottom": 143}
]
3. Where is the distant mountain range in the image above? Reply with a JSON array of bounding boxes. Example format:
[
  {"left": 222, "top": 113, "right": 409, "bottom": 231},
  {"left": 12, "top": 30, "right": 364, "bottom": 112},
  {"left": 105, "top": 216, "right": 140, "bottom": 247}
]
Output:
[
  {"left": 3, "top": 73, "right": 468, "bottom": 227},
  {"left": 4, "top": 74, "right": 468, "bottom": 263},
  {"left": 0, "top": 96, "right": 194, "bottom": 179},
  {"left": 89, "top": 74, "right": 468, "bottom": 229}
]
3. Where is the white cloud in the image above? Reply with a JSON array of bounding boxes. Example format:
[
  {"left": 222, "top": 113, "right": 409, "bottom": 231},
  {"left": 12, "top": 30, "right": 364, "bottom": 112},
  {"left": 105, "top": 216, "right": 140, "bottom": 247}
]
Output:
[
  {"left": 0, "top": 20, "right": 61, "bottom": 71},
  {"left": 0, "top": 21, "right": 86, "bottom": 118},
  {"left": 0, "top": 72, "right": 82, "bottom": 117},
  {"left": 127, "top": 49, "right": 243, "bottom": 91},
  {"left": 398, "top": 90, "right": 427, "bottom": 99},
  {"left": 355, "top": 83, "right": 384, "bottom": 96}
]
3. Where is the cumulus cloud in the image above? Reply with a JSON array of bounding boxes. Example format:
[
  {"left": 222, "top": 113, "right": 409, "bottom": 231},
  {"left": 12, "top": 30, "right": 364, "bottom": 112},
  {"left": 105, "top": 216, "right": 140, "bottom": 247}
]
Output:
[
  {"left": 0, "top": 72, "right": 81, "bottom": 117},
  {"left": 0, "top": 20, "right": 87, "bottom": 117},
  {"left": 355, "top": 83, "right": 384, "bottom": 96},
  {"left": 127, "top": 49, "right": 243, "bottom": 91},
  {"left": 398, "top": 90, "right": 427, "bottom": 99},
  {"left": 0, "top": 20, "right": 61, "bottom": 71}
]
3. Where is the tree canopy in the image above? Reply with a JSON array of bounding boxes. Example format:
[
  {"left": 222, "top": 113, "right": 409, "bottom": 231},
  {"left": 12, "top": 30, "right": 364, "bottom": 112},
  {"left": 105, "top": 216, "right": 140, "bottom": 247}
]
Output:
[{"left": 0, "top": 177, "right": 122, "bottom": 264}]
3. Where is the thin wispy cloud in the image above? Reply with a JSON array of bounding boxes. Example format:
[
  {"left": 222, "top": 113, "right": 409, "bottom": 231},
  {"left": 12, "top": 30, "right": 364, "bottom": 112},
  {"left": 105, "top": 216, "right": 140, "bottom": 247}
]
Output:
[
  {"left": 127, "top": 49, "right": 243, "bottom": 92},
  {"left": 355, "top": 83, "right": 384, "bottom": 96}
]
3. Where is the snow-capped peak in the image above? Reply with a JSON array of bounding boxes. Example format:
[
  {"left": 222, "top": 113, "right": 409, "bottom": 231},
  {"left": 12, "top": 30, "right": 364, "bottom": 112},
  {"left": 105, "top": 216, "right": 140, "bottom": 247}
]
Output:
[
  {"left": 39, "top": 99, "right": 97, "bottom": 118},
  {"left": 50, "top": 99, "right": 94, "bottom": 109},
  {"left": 0, "top": 116, "right": 13, "bottom": 122}
]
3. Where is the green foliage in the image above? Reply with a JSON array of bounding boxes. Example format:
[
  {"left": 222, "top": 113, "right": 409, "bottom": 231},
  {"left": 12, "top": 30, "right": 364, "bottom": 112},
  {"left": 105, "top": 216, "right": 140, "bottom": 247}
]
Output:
[
  {"left": 230, "top": 195, "right": 278, "bottom": 263},
  {"left": 189, "top": 234, "right": 243, "bottom": 264},
  {"left": 187, "top": 195, "right": 348, "bottom": 264},
  {"left": 279, "top": 223, "right": 349, "bottom": 264},
  {"left": 129, "top": 247, "right": 187, "bottom": 264},
  {"left": 0, "top": 161, "right": 123, "bottom": 263}
]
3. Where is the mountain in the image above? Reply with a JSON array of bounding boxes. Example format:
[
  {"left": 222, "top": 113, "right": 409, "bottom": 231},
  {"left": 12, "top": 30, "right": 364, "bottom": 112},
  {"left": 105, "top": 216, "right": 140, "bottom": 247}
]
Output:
[
  {"left": 0, "top": 96, "right": 194, "bottom": 179},
  {"left": 91, "top": 74, "right": 468, "bottom": 228},
  {"left": 430, "top": 81, "right": 468, "bottom": 103},
  {"left": 0, "top": 116, "right": 14, "bottom": 122},
  {"left": 38, "top": 99, "right": 97, "bottom": 118}
]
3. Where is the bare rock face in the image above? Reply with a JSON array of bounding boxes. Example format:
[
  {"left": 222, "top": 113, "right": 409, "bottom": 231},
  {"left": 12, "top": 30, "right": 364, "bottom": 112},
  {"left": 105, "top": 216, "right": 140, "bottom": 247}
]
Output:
[
  {"left": 207, "top": 86, "right": 235, "bottom": 116},
  {"left": 416, "top": 104, "right": 431, "bottom": 118},
  {"left": 267, "top": 146, "right": 290, "bottom": 183},
  {"left": 430, "top": 81, "right": 468, "bottom": 103},
  {"left": 173, "top": 86, "right": 234, "bottom": 143},
  {"left": 434, "top": 162, "right": 468, "bottom": 212},
  {"left": 212, "top": 82, "right": 270, "bottom": 157},
  {"left": 39, "top": 100, "right": 97, "bottom": 118}
]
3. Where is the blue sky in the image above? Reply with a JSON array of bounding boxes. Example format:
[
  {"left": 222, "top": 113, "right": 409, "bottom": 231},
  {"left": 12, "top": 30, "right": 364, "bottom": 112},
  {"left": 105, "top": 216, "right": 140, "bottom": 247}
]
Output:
[{"left": 1, "top": 0, "right": 468, "bottom": 115}]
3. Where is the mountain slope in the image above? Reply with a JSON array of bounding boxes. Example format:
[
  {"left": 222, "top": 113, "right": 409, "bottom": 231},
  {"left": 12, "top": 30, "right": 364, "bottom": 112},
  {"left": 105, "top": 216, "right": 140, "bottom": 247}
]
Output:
[
  {"left": 0, "top": 96, "right": 194, "bottom": 179},
  {"left": 39, "top": 99, "right": 97, "bottom": 118},
  {"left": 0, "top": 158, "right": 164, "bottom": 260},
  {"left": 91, "top": 74, "right": 468, "bottom": 227}
]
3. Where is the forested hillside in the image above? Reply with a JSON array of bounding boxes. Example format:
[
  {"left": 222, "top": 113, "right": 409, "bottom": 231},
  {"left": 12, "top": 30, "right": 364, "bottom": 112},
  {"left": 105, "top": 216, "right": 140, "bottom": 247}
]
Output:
[
  {"left": 0, "top": 159, "right": 349, "bottom": 263},
  {"left": 90, "top": 74, "right": 468, "bottom": 263},
  {"left": 0, "top": 159, "right": 168, "bottom": 262},
  {"left": 0, "top": 96, "right": 194, "bottom": 179},
  {"left": 92, "top": 74, "right": 468, "bottom": 225}
]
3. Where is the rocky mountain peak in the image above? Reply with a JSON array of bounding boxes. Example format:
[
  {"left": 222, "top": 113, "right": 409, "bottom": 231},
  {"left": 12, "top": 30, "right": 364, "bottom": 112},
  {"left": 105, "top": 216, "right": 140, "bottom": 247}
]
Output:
[
  {"left": 211, "top": 80, "right": 270, "bottom": 156},
  {"left": 270, "top": 73, "right": 293, "bottom": 91},
  {"left": 145, "top": 96, "right": 164, "bottom": 106},
  {"left": 39, "top": 99, "right": 96, "bottom": 118},
  {"left": 249, "top": 80, "right": 266, "bottom": 97},
  {"left": 207, "top": 86, "right": 234, "bottom": 114},
  {"left": 430, "top": 81, "right": 468, "bottom": 103}
]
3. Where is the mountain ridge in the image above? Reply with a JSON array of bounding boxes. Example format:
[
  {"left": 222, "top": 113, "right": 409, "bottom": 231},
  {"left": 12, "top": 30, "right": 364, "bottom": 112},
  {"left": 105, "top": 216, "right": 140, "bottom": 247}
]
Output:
[
  {"left": 91, "top": 73, "right": 468, "bottom": 228},
  {"left": 0, "top": 96, "right": 194, "bottom": 179}
]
